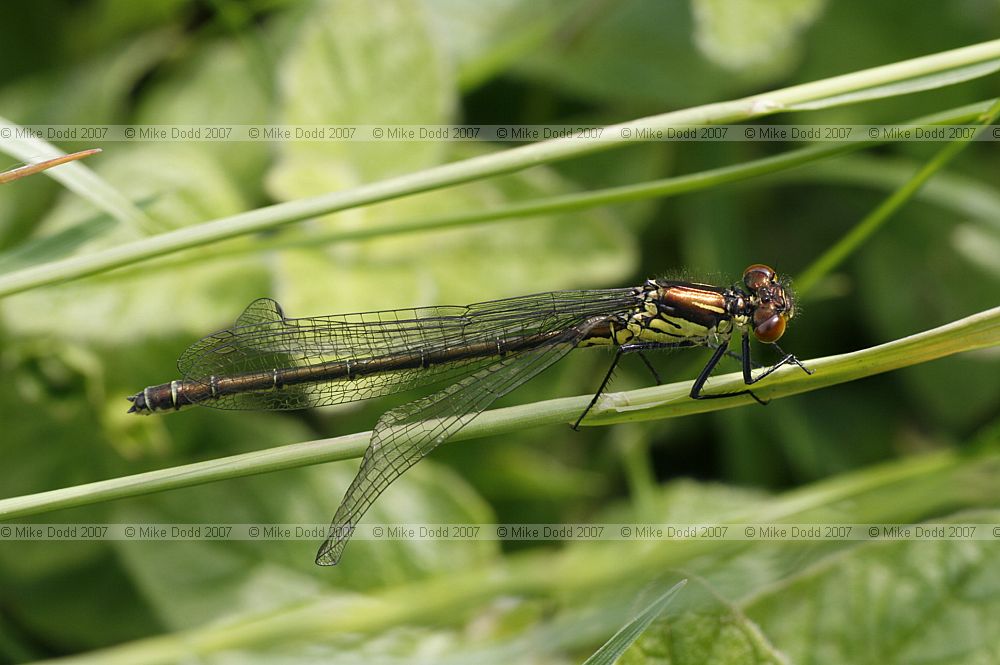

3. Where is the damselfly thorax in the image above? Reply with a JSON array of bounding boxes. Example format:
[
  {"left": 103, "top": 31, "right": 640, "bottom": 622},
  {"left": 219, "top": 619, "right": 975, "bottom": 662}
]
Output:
[{"left": 127, "top": 264, "right": 812, "bottom": 565}]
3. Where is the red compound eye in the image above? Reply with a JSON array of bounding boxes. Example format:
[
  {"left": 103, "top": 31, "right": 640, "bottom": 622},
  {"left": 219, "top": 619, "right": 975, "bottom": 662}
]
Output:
[
  {"left": 753, "top": 311, "right": 787, "bottom": 343},
  {"left": 743, "top": 264, "right": 776, "bottom": 291}
]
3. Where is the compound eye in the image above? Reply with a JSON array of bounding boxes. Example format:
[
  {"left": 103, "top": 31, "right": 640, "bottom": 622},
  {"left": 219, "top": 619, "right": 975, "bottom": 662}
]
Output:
[
  {"left": 743, "top": 264, "right": 776, "bottom": 291},
  {"left": 754, "top": 313, "right": 786, "bottom": 343}
]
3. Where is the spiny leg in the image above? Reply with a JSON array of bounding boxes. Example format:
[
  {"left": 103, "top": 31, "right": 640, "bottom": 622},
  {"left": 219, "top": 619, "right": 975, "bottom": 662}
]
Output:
[
  {"left": 573, "top": 341, "right": 695, "bottom": 429},
  {"left": 694, "top": 334, "right": 813, "bottom": 403},
  {"left": 636, "top": 351, "right": 663, "bottom": 385},
  {"left": 743, "top": 338, "right": 814, "bottom": 385},
  {"left": 573, "top": 347, "right": 624, "bottom": 430},
  {"left": 690, "top": 334, "right": 767, "bottom": 404}
]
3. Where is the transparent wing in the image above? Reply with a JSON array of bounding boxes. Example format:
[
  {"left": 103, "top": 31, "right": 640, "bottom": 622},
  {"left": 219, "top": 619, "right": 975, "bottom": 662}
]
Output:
[
  {"left": 314, "top": 321, "right": 601, "bottom": 565},
  {"left": 177, "top": 290, "right": 636, "bottom": 411}
]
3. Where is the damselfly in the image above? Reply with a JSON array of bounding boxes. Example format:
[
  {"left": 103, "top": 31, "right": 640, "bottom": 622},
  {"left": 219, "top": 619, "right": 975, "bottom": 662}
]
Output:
[{"left": 128, "top": 264, "right": 812, "bottom": 565}]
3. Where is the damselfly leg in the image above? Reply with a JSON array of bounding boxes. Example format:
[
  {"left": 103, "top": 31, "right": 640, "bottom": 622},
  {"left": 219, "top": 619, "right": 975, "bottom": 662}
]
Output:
[
  {"left": 573, "top": 340, "right": 696, "bottom": 430},
  {"left": 574, "top": 332, "right": 813, "bottom": 428},
  {"left": 690, "top": 333, "right": 813, "bottom": 404}
]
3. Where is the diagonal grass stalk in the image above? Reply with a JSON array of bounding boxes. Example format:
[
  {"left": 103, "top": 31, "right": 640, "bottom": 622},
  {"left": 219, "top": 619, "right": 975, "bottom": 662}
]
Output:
[
  {"left": 1, "top": 40, "right": 998, "bottom": 298},
  {"left": 27, "top": 447, "right": 1000, "bottom": 665},
  {"left": 795, "top": 97, "right": 1000, "bottom": 295},
  {"left": 126, "top": 100, "right": 999, "bottom": 272},
  {"left": 0, "top": 305, "right": 995, "bottom": 522}
]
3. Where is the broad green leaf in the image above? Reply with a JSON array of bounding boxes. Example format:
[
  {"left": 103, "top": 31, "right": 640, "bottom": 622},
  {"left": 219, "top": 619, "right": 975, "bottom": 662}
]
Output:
[
  {"left": 266, "top": 153, "right": 637, "bottom": 317},
  {"left": 952, "top": 224, "right": 1000, "bottom": 279},
  {"left": 423, "top": 0, "right": 576, "bottom": 90},
  {"left": 134, "top": 37, "right": 273, "bottom": 187},
  {"left": 113, "top": 456, "right": 498, "bottom": 629},
  {"left": 0, "top": 553, "right": 161, "bottom": 652},
  {"left": 269, "top": 0, "right": 454, "bottom": 192},
  {"left": 264, "top": 0, "right": 636, "bottom": 313},
  {"left": 692, "top": 0, "right": 824, "bottom": 73},
  {"left": 583, "top": 580, "right": 687, "bottom": 665},
  {"left": 113, "top": 505, "right": 325, "bottom": 631},
  {"left": 514, "top": 0, "right": 789, "bottom": 105},
  {"left": 61, "top": 0, "right": 192, "bottom": 50},
  {"left": 0, "top": 346, "right": 162, "bottom": 651},
  {"left": 619, "top": 577, "right": 788, "bottom": 665},
  {"left": 746, "top": 511, "right": 1000, "bottom": 664},
  {"left": 0, "top": 27, "right": 175, "bottom": 126}
]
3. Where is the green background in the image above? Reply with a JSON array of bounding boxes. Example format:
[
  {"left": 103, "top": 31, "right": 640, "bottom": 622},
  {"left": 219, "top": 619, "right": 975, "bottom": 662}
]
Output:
[{"left": 0, "top": 0, "right": 998, "bottom": 663}]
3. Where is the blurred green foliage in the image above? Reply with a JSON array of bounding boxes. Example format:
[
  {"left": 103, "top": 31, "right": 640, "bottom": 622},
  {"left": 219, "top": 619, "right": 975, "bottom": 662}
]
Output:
[{"left": 0, "top": 0, "right": 998, "bottom": 662}]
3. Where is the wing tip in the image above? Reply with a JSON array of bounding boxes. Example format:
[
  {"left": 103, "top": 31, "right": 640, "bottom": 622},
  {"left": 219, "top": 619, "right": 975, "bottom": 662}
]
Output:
[
  {"left": 314, "top": 542, "right": 344, "bottom": 566},
  {"left": 314, "top": 523, "right": 353, "bottom": 566}
]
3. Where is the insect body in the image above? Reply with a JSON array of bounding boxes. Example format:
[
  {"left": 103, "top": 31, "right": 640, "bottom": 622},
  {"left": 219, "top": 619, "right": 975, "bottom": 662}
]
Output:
[{"left": 128, "top": 264, "right": 811, "bottom": 565}]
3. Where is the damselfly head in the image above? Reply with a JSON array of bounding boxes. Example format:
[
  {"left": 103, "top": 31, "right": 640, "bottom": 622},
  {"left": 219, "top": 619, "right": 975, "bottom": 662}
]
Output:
[{"left": 742, "top": 264, "right": 795, "bottom": 343}]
